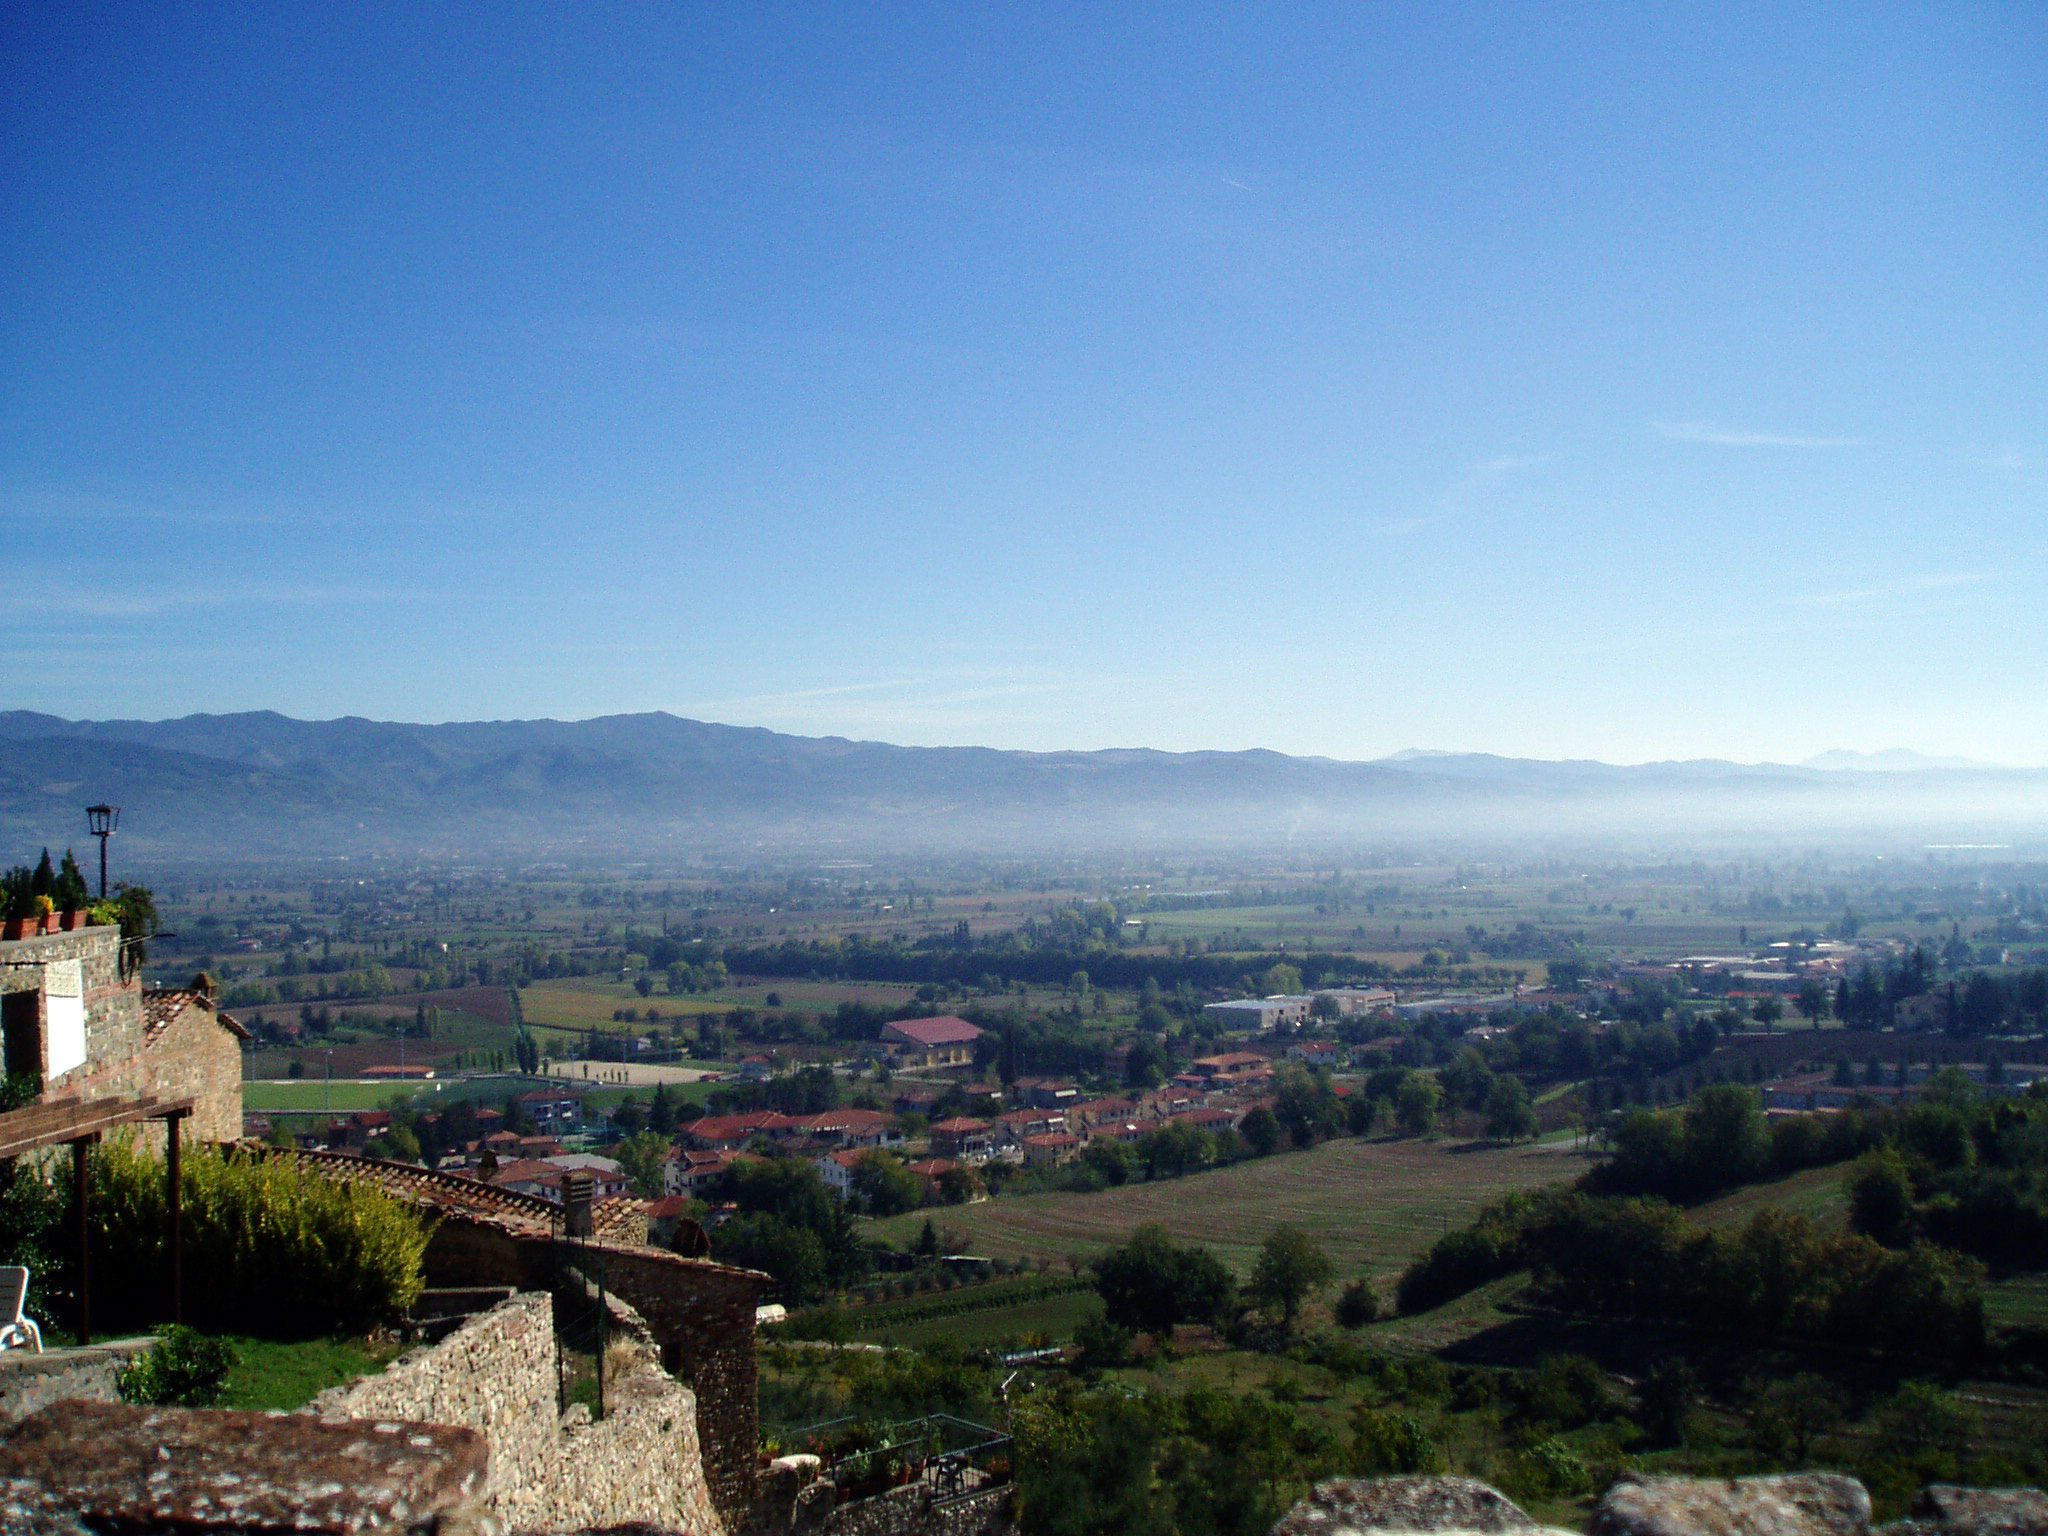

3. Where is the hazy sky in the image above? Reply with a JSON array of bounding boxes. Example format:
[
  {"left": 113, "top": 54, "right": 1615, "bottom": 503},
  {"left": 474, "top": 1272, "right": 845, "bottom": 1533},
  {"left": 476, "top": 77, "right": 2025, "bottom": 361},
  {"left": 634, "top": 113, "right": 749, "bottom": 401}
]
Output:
[{"left": 4, "top": 3, "right": 2043, "bottom": 763}]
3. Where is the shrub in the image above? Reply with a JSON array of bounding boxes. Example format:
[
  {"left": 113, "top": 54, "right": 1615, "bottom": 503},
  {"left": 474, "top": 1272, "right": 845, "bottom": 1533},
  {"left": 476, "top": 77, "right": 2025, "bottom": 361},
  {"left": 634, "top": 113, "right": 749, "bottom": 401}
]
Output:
[
  {"left": 1334, "top": 1279, "right": 1380, "bottom": 1329},
  {"left": 118, "top": 1325, "right": 237, "bottom": 1406},
  {"left": 1350, "top": 1407, "right": 1443, "bottom": 1474},
  {"left": 83, "top": 1140, "right": 431, "bottom": 1337},
  {"left": 1397, "top": 1227, "right": 1513, "bottom": 1315},
  {"left": 1510, "top": 1437, "right": 1592, "bottom": 1500}
]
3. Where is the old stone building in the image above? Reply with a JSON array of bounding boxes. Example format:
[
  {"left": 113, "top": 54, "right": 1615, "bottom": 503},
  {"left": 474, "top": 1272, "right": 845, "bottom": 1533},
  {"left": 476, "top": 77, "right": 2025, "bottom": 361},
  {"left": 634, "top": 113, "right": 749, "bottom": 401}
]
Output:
[{"left": 0, "top": 922, "right": 247, "bottom": 1144}]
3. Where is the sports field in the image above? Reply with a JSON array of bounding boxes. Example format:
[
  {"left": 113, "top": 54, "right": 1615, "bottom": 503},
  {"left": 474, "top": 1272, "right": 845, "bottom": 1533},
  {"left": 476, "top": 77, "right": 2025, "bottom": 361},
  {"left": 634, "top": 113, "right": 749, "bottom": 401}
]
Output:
[{"left": 866, "top": 1133, "right": 1588, "bottom": 1285}]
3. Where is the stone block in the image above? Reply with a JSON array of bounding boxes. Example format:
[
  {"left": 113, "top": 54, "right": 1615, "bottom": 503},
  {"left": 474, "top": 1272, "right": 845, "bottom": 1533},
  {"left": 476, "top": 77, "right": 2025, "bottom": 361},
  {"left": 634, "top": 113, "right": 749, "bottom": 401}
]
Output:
[
  {"left": 1589, "top": 1472, "right": 1873, "bottom": 1536},
  {"left": 1272, "top": 1475, "right": 1576, "bottom": 1535},
  {"left": 0, "top": 1398, "right": 488, "bottom": 1535},
  {"left": 1886, "top": 1483, "right": 2048, "bottom": 1534}
]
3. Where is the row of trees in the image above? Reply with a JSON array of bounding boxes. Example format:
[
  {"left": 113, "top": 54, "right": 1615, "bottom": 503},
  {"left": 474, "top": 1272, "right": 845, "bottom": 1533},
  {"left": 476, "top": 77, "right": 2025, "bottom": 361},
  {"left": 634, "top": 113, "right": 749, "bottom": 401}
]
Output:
[
  {"left": 1398, "top": 1186, "right": 1987, "bottom": 1359},
  {"left": 1589, "top": 1073, "right": 2048, "bottom": 1268}
]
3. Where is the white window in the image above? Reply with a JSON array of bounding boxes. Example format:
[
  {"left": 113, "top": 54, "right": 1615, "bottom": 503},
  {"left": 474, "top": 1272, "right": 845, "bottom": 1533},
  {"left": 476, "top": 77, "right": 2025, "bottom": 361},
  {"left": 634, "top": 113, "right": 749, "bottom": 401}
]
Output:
[{"left": 44, "top": 960, "right": 86, "bottom": 1078}]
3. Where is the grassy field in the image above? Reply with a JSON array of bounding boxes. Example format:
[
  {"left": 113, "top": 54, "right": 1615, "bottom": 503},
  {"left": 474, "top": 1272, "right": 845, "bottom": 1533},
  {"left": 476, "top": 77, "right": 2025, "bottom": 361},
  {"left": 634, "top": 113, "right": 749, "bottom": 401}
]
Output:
[
  {"left": 244, "top": 1080, "right": 420, "bottom": 1113},
  {"left": 520, "top": 976, "right": 922, "bottom": 1034},
  {"left": 1689, "top": 1161, "right": 1855, "bottom": 1231},
  {"left": 243, "top": 1073, "right": 558, "bottom": 1113},
  {"left": 866, "top": 1134, "right": 1589, "bottom": 1285}
]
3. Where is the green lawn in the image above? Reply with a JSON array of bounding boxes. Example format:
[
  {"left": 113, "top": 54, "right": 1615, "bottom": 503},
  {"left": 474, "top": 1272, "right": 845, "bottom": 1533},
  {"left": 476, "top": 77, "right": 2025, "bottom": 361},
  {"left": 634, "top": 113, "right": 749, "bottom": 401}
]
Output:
[
  {"left": 243, "top": 1080, "right": 421, "bottom": 1113},
  {"left": 216, "top": 1334, "right": 404, "bottom": 1411}
]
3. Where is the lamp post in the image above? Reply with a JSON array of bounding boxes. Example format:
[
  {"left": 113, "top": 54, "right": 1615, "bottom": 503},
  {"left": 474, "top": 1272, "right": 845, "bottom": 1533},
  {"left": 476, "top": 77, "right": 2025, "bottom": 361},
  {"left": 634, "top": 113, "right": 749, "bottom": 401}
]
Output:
[{"left": 85, "top": 805, "right": 119, "bottom": 899}]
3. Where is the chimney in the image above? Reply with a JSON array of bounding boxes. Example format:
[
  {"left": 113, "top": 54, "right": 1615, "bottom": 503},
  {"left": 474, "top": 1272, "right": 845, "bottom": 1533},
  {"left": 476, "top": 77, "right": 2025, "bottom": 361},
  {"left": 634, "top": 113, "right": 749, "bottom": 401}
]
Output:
[{"left": 562, "top": 1168, "right": 595, "bottom": 1238}]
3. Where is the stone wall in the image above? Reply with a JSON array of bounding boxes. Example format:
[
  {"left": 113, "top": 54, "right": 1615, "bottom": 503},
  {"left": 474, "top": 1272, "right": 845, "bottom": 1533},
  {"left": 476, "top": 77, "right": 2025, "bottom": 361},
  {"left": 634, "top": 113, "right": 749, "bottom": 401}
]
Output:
[
  {"left": 0, "top": 1338, "right": 155, "bottom": 1425},
  {"left": 1272, "top": 1474, "right": 2048, "bottom": 1536},
  {"left": 0, "top": 927, "right": 139, "bottom": 1092},
  {"left": 316, "top": 1288, "right": 725, "bottom": 1536},
  {"left": 820, "top": 1485, "right": 1013, "bottom": 1536},
  {"left": 0, "top": 929, "right": 245, "bottom": 1151},
  {"left": 594, "top": 1241, "right": 766, "bottom": 1521},
  {"left": 136, "top": 994, "right": 244, "bottom": 1144},
  {"left": 415, "top": 1212, "right": 768, "bottom": 1525}
]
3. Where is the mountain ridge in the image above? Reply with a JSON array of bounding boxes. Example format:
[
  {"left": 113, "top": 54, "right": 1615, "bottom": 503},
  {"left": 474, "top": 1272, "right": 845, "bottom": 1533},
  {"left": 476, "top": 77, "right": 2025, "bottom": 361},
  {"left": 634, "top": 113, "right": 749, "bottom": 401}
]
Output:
[{"left": 1, "top": 710, "right": 2041, "bottom": 859}]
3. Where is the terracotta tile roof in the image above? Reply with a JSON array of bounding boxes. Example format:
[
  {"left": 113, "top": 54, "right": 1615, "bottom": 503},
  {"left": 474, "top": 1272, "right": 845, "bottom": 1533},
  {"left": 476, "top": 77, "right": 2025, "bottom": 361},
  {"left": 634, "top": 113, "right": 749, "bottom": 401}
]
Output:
[
  {"left": 881, "top": 1016, "right": 983, "bottom": 1048},
  {"left": 269, "top": 1147, "right": 647, "bottom": 1244},
  {"left": 790, "top": 1109, "right": 891, "bottom": 1132},
  {"left": 142, "top": 988, "right": 251, "bottom": 1043}
]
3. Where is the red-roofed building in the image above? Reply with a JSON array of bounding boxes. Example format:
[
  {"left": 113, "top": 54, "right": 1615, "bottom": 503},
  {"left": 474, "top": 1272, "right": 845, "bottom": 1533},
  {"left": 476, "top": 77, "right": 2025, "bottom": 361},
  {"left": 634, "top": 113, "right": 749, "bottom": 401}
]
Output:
[
  {"left": 788, "top": 1108, "right": 900, "bottom": 1148},
  {"left": 1020, "top": 1131, "right": 1080, "bottom": 1167},
  {"left": 996, "top": 1107, "right": 1070, "bottom": 1142},
  {"left": 1177, "top": 1052, "right": 1273, "bottom": 1091},
  {"left": 928, "top": 1116, "right": 993, "bottom": 1160},
  {"left": 684, "top": 1110, "right": 801, "bottom": 1150},
  {"left": 879, "top": 1015, "right": 983, "bottom": 1067}
]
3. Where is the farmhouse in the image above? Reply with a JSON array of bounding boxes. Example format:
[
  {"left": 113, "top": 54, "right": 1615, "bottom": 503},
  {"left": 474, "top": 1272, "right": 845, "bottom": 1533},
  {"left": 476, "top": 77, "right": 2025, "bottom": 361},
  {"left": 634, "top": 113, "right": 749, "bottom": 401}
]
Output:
[{"left": 878, "top": 1013, "right": 983, "bottom": 1067}]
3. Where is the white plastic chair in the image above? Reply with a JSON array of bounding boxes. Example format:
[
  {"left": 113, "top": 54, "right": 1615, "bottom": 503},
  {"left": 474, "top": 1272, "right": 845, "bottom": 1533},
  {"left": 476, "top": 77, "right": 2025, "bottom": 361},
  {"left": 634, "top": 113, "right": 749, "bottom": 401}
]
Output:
[{"left": 0, "top": 1266, "right": 43, "bottom": 1353}]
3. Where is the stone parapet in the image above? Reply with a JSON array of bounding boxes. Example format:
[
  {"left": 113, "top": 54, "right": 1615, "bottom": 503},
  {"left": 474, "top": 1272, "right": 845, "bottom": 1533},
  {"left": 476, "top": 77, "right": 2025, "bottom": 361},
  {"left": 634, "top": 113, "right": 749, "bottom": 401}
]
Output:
[
  {"left": 0, "top": 1398, "right": 489, "bottom": 1535},
  {"left": 0, "top": 1337, "right": 155, "bottom": 1425},
  {"left": 1276, "top": 1475, "right": 2048, "bottom": 1536},
  {"left": 1273, "top": 1475, "right": 1573, "bottom": 1536}
]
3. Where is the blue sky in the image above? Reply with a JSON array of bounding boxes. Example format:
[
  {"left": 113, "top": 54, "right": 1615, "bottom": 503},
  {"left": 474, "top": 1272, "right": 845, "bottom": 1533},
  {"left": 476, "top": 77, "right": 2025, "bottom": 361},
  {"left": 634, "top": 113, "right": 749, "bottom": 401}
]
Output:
[{"left": 3, "top": 2, "right": 2043, "bottom": 763}]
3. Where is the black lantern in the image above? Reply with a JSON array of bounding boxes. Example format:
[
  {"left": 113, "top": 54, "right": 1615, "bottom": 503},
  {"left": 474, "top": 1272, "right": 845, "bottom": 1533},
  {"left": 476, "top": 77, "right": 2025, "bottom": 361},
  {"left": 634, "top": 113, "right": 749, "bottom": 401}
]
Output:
[{"left": 85, "top": 804, "right": 119, "bottom": 899}]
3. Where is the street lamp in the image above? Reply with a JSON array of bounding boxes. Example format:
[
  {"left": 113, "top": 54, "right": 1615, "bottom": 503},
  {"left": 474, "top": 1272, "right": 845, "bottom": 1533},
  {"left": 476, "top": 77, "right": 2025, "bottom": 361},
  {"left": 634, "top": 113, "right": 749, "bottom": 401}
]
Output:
[{"left": 85, "top": 805, "right": 120, "bottom": 899}]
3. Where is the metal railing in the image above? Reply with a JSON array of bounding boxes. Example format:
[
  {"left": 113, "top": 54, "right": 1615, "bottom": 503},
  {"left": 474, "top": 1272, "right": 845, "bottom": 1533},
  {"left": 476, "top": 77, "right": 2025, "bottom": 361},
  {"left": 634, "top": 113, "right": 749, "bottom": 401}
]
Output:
[{"left": 784, "top": 1413, "right": 1013, "bottom": 1504}]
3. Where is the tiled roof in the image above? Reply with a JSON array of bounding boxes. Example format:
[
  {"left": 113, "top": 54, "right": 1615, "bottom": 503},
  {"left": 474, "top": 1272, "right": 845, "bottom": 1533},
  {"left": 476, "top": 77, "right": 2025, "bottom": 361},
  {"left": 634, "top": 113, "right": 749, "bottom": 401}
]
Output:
[
  {"left": 791, "top": 1109, "right": 890, "bottom": 1131},
  {"left": 881, "top": 1015, "right": 983, "bottom": 1047},
  {"left": 141, "top": 988, "right": 252, "bottom": 1043},
  {"left": 269, "top": 1147, "right": 647, "bottom": 1244}
]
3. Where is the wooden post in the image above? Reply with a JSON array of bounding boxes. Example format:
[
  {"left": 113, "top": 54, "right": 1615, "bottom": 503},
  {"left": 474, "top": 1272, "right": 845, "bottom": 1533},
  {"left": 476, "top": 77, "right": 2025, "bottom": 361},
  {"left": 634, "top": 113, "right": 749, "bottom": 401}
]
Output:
[
  {"left": 165, "top": 1113, "right": 183, "bottom": 1327},
  {"left": 71, "top": 1135, "right": 93, "bottom": 1347}
]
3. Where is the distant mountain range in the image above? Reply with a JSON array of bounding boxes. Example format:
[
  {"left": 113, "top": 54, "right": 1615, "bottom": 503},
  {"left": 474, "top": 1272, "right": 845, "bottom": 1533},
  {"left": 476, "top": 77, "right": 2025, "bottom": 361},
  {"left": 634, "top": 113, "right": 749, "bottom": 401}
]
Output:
[{"left": 1, "top": 711, "right": 2042, "bottom": 862}]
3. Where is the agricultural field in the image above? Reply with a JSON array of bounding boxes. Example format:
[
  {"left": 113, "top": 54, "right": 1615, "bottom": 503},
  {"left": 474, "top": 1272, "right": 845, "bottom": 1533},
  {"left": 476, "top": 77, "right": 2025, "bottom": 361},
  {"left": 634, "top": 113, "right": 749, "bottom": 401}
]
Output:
[
  {"left": 518, "top": 975, "right": 921, "bottom": 1035},
  {"left": 866, "top": 1133, "right": 1589, "bottom": 1286}
]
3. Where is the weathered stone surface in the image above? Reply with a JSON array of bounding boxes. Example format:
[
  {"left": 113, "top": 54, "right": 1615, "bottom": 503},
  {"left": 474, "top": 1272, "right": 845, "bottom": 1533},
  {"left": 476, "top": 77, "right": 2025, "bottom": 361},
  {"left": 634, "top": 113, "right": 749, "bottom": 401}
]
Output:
[
  {"left": 316, "top": 1289, "right": 725, "bottom": 1536},
  {"left": 0, "top": 1397, "right": 488, "bottom": 1535},
  {"left": 1886, "top": 1483, "right": 2048, "bottom": 1534},
  {"left": 1589, "top": 1472, "right": 1873, "bottom": 1536},
  {"left": 0, "top": 1337, "right": 155, "bottom": 1425},
  {"left": 1272, "top": 1475, "right": 1575, "bottom": 1536}
]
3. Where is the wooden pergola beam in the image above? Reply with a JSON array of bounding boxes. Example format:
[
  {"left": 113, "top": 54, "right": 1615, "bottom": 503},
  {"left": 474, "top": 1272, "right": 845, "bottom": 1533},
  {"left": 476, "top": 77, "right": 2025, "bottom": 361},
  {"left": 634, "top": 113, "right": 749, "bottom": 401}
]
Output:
[
  {"left": 0, "top": 1094, "right": 196, "bottom": 1160},
  {"left": 0, "top": 1095, "right": 198, "bottom": 1343}
]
